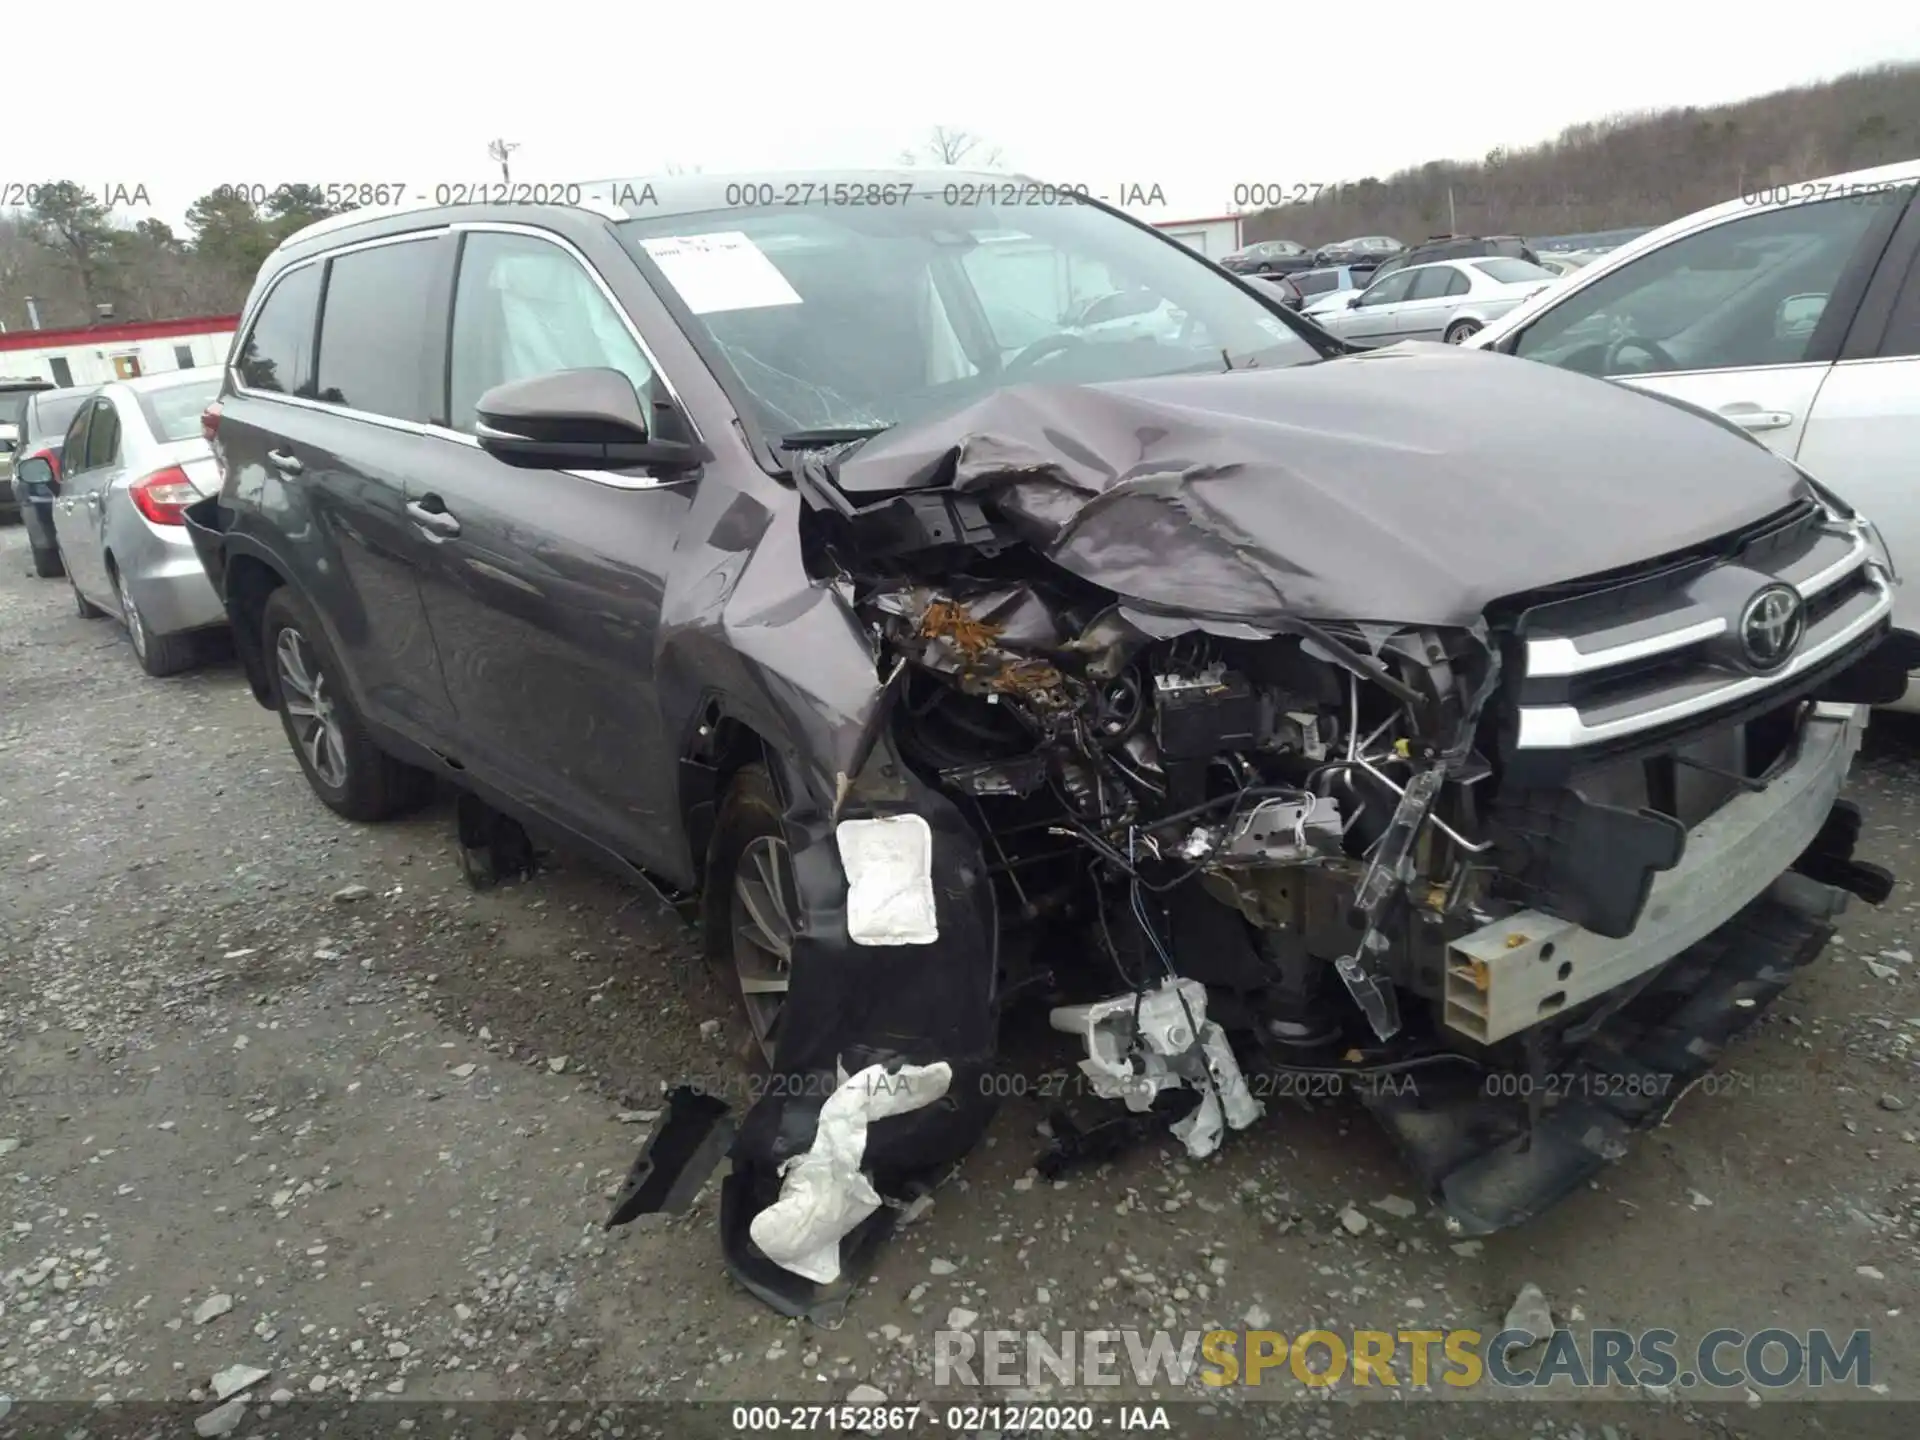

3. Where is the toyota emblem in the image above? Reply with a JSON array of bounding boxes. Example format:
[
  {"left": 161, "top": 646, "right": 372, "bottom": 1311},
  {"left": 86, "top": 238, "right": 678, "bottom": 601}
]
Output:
[{"left": 1738, "top": 584, "right": 1806, "bottom": 672}]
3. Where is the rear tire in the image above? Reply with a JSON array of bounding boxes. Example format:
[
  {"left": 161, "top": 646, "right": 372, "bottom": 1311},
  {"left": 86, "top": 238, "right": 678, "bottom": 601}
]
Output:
[
  {"left": 31, "top": 546, "right": 63, "bottom": 579},
  {"left": 116, "top": 564, "right": 198, "bottom": 678},
  {"left": 1444, "top": 319, "right": 1482, "bottom": 344},
  {"left": 260, "top": 586, "right": 434, "bottom": 822}
]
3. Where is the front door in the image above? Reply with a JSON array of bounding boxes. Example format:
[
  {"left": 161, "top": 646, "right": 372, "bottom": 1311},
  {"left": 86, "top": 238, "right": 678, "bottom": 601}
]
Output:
[
  {"left": 1340, "top": 267, "right": 1418, "bottom": 345},
  {"left": 52, "top": 395, "right": 123, "bottom": 604},
  {"left": 408, "top": 226, "right": 695, "bottom": 874},
  {"left": 1509, "top": 188, "right": 1911, "bottom": 462}
]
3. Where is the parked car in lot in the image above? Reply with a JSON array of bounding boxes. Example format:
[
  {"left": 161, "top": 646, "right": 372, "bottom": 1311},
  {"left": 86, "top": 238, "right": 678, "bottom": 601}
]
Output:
[
  {"left": 1058, "top": 286, "right": 1188, "bottom": 342},
  {"left": 1246, "top": 272, "right": 1304, "bottom": 308},
  {"left": 1220, "top": 239, "right": 1314, "bottom": 275},
  {"left": 1467, "top": 158, "right": 1920, "bottom": 704},
  {"left": 1365, "top": 234, "right": 1541, "bottom": 285},
  {"left": 1312, "top": 234, "right": 1404, "bottom": 268},
  {"left": 1, "top": 376, "right": 55, "bottom": 521},
  {"left": 8, "top": 385, "right": 101, "bottom": 577},
  {"left": 1310, "top": 256, "right": 1558, "bottom": 345},
  {"left": 1288, "top": 264, "right": 1369, "bottom": 313},
  {"left": 51, "top": 369, "right": 229, "bottom": 676},
  {"left": 186, "top": 173, "right": 1906, "bottom": 1312}
]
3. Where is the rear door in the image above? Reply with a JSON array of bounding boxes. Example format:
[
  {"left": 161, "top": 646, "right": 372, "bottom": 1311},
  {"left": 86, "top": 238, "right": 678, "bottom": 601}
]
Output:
[
  {"left": 1795, "top": 189, "right": 1920, "bottom": 647},
  {"left": 221, "top": 237, "right": 457, "bottom": 744},
  {"left": 1394, "top": 264, "right": 1469, "bottom": 340},
  {"left": 55, "top": 395, "right": 125, "bottom": 603},
  {"left": 404, "top": 223, "right": 696, "bottom": 873},
  {"left": 1507, "top": 187, "right": 1914, "bottom": 460},
  {"left": 50, "top": 403, "right": 96, "bottom": 589}
]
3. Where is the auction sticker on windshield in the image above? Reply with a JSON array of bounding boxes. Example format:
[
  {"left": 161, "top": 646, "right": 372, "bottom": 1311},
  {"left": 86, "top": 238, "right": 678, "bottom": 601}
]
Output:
[{"left": 640, "top": 231, "right": 804, "bottom": 315}]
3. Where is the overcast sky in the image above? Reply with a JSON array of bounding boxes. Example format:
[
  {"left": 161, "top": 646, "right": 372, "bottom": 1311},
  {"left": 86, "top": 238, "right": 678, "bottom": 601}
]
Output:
[{"left": 26, "top": 0, "right": 1920, "bottom": 233}]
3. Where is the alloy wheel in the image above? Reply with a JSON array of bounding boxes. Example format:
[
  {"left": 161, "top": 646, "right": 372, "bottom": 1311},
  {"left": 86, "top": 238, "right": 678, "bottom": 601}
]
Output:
[
  {"left": 117, "top": 571, "right": 147, "bottom": 660},
  {"left": 275, "top": 627, "right": 349, "bottom": 790},
  {"left": 729, "top": 833, "right": 797, "bottom": 1058}
]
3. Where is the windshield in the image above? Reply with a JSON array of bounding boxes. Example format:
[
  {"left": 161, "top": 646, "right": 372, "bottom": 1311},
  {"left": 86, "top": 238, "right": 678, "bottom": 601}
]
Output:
[
  {"left": 617, "top": 196, "right": 1328, "bottom": 439},
  {"left": 134, "top": 376, "right": 222, "bottom": 443},
  {"left": 1474, "top": 258, "right": 1554, "bottom": 285}
]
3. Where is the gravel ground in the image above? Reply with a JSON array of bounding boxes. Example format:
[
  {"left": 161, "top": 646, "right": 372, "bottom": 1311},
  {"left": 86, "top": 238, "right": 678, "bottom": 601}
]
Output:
[{"left": 2, "top": 519, "right": 1918, "bottom": 1439}]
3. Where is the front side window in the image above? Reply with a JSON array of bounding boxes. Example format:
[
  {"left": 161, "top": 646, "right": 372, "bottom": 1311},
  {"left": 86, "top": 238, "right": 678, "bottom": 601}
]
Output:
[
  {"left": 1511, "top": 192, "right": 1902, "bottom": 376},
  {"left": 620, "top": 196, "right": 1328, "bottom": 439},
  {"left": 447, "top": 231, "right": 656, "bottom": 435},
  {"left": 1358, "top": 270, "right": 1417, "bottom": 307},
  {"left": 238, "top": 263, "right": 321, "bottom": 396},
  {"left": 314, "top": 239, "right": 440, "bottom": 421}
]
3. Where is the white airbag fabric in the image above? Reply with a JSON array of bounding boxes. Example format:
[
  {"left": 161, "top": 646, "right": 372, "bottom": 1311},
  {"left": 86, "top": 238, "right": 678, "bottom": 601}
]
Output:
[
  {"left": 836, "top": 815, "right": 939, "bottom": 946},
  {"left": 749, "top": 1060, "right": 953, "bottom": 1284}
]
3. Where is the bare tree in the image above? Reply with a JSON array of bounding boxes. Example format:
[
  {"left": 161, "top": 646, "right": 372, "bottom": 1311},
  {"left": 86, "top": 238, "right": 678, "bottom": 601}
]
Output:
[{"left": 898, "top": 126, "right": 1004, "bottom": 168}]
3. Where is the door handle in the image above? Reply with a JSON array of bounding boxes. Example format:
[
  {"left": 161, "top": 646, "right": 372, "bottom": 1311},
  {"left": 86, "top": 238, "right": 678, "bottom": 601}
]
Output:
[
  {"left": 1720, "top": 407, "right": 1793, "bottom": 432},
  {"left": 406, "top": 498, "right": 461, "bottom": 537},
  {"left": 267, "top": 449, "right": 305, "bottom": 475}
]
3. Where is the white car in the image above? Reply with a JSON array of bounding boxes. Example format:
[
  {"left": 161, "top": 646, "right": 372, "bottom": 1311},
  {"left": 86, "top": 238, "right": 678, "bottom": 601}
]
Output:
[
  {"left": 1466, "top": 158, "right": 1920, "bottom": 705},
  {"left": 1308, "top": 257, "right": 1557, "bottom": 347}
]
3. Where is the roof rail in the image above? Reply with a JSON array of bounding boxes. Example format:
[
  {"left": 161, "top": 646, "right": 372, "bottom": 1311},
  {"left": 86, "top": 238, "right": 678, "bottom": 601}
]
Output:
[{"left": 270, "top": 190, "right": 629, "bottom": 256}]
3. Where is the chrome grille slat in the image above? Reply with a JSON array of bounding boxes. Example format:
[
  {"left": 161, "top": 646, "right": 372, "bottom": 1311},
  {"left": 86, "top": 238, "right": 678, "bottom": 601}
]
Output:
[{"left": 1513, "top": 521, "right": 1888, "bottom": 753}]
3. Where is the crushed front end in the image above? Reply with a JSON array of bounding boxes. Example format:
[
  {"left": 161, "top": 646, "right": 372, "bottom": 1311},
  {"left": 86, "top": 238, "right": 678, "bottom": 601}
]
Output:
[{"left": 611, "top": 361, "right": 1915, "bottom": 1314}]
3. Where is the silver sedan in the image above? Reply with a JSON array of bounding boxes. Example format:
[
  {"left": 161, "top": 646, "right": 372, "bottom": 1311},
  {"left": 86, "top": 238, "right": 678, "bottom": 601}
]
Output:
[
  {"left": 49, "top": 368, "right": 228, "bottom": 676},
  {"left": 1309, "top": 256, "right": 1558, "bottom": 347}
]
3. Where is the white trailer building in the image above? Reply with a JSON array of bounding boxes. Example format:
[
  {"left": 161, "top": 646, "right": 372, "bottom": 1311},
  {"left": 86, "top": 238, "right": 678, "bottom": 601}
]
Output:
[{"left": 0, "top": 314, "right": 238, "bottom": 389}]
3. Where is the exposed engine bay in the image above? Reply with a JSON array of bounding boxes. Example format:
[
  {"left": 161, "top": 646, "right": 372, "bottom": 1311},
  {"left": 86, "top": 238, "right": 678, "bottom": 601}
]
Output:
[{"left": 604, "top": 362, "right": 1911, "bottom": 1323}]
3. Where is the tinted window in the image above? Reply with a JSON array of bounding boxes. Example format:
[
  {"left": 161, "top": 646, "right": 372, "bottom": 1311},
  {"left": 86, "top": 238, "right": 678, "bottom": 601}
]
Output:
[
  {"left": 81, "top": 400, "right": 121, "bottom": 470},
  {"left": 238, "top": 263, "right": 321, "bottom": 395},
  {"left": 60, "top": 405, "right": 91, "bottom": 465},
  {"left": 448, "top": 231, "right": 655, "bottom": 435},
  {"left": 1358, "top": 269, "right": 1417, "bottom": 306},
  {"left": 135, "top": 376, "right": 223, "bottom": 443},
  {"left": 1513, "top": 193, "right": 1897, "bottom": 376},
  {"left": 1294, "top": 270, "right": 1336, "bottom": 296},
  {"left": 1407, "top": 266, "right": 1459, "bottom": 301},
  {"left": 1878, "top": 244, "right": 1920, "bottom": 360},
  {"left": 314, "top": 239, "right": 438, "bottom": 421},
  {"left": 1474, "top": 258, "right": 1553, "bottom": 285}
]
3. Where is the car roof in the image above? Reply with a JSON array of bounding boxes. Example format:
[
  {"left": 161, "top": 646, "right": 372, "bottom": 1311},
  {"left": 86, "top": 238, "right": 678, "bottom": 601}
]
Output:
[{"left": 270, "top": 168, "right": 1013, "bottom": 257}]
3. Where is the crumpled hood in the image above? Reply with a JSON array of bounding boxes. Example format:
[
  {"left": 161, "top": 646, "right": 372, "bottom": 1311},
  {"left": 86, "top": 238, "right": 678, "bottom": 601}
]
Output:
[{"left": 827, "top": 343, "right": 1811, "bottom": 627}]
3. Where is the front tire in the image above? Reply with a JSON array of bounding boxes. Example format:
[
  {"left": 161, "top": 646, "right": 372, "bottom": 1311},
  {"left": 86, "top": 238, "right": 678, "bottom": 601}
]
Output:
[
  {"left": 71, "top": 573, "right": 106, "bottom": 618},
  {"left": 116, "top": 565, "right": 198, "bottom": 678},
  {"left": 703, "top": 763, "right": 798, "bottom": 1069},
  {"left": 260, "top": 586, "right": 433, "bottom": 821},
  {"left": 1445, "top": 319, "right": 1482, "bottom": 344}
]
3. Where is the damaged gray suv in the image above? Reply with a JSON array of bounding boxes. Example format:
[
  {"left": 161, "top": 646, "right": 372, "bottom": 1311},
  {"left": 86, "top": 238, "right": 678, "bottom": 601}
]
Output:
[{"left": 186, "top": 171, "right": 1915, "bottom": 1320}]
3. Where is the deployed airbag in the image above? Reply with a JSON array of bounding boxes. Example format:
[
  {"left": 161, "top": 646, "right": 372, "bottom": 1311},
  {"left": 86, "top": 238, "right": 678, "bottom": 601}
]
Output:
[{"left": 749, "top": 1060, "right": 953, "bottom": 1283}]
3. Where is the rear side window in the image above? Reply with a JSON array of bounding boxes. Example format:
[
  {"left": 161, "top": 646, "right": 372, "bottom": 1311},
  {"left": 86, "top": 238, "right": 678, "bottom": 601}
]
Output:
[
  {"left": 82, "top": 400, "right": 121, "bottom": 470},
  {"left": 1295, "top": 270, "right": 1334, "bottom": 296},
  {"left": 1408, "top": 266, "right": 1464, "bottom": 301},
  {"left": 447, "top": 231, "right": 654, "bottom": 434},
  {"left": 60, "top": 405, "right": 91, "bottom": 465},
  {"left": 238, "top": 264, "right": 321, "bottom": 396},
  {"left": 314, "top": 239, "right": 439, "bottom": 422}
]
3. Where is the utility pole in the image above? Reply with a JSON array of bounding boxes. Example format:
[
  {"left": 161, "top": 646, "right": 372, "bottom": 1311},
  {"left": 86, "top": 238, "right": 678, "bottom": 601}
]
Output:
[
  {"left": 487, "top": 139, "right": 520, "bottom": 185},
  {"left": 1448, "top": 187, "right": 1457, "bottom": 234}
]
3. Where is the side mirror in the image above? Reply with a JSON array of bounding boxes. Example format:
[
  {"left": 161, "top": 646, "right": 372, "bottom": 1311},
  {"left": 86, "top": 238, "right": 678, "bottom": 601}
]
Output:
[
  {"left": 1775, "top": 293, "right": 1826, "bottom": 341},
  {"left": 474, "top": 368, "right": 710, "bottom": 472},
  {"left": 1346, "top": 293, "right": 1364, "bottom": 308}
]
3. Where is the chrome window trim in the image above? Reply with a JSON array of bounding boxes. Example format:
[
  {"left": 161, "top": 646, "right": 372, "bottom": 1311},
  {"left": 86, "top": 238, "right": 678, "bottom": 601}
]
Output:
[
  {"left": 1515, "top": 571, "right": 1893, "bottom": 749},
  {"left": 228, "top": 222, "right": 699, "bottom": 494}
]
